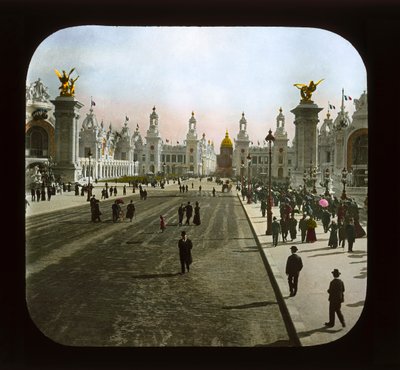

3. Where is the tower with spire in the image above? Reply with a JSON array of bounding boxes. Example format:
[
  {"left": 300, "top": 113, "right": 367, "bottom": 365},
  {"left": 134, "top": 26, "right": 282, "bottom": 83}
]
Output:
[
  {"left": 145, "top": 106, "right": 162, "bottom": 175},
  {"left": 216, "top": 129, "right": 234, "bottom": 177},
  {"left": 233, "top": 112, "right": 250, "bottom": 177},
  {"left": 185, "top": 111, "right": 200, "bottom": 175},
  {"left": 272, "top": 108, "right": 289, "bottom": 179}
]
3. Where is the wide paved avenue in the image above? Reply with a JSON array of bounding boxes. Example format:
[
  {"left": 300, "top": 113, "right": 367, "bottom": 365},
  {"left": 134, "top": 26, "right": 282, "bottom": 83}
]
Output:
[{"left": 26, "top": 188, "right": 293, "bottom": 346}]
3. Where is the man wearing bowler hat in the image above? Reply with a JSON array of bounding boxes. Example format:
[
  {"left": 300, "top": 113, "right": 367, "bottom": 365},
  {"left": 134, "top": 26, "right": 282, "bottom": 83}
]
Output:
[
  {"left": 285, "top": 246, "right": 303, "bottom": 297},
  {"left": 178, "top": 231, "right": 193, "bottom": 274},
  {"left": 325, "top": 268, "right": 346, "bottom": 328}
]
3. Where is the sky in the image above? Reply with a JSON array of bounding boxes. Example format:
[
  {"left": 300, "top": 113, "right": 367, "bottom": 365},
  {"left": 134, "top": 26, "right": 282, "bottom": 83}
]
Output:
[{"left": 27, "top": 26, "right": 367, "bottom": 152}]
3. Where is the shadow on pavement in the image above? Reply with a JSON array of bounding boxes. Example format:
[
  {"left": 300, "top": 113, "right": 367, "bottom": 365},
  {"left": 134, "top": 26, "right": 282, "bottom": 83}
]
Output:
[
  {"left": 346, "top": 300, "right": 365, "bottom": 308},
  {"left": 255, "top": 339, "right": 293, "bottom": 347},
  {"left": 130, "top": 272, "right": 181, "bottom": 279},
  {"left": 297, "top": 326, "right": 342, "bottom": 338},
  {"left": 222, "top": 301, "right": 278, "bottom": 310}
]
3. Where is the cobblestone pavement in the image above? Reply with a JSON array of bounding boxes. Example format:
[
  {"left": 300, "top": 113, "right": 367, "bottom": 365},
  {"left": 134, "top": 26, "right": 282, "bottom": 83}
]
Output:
[{"left": 26, "top": 187, "right": 294, "bottom": 347}]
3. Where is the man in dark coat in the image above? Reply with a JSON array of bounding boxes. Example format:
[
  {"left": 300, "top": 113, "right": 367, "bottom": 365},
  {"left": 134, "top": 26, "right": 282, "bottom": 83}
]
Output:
[
  {"left": 345, "top": 218, "right": 356, "bottom": 252},
  {"left": 285, "top": 246, "right": 303, "bottom": 297},
  {"left": 112, "top": 201, "right": 120, "bottom": 223},
  {"left": 178, "top": 204, "right": 185, "bottom": 226},
  {"left": 126, "top": 200, "right": 135, "bottom": 222},
  {"left": 271, "top": 216, "right": 281, "bottom": 247},
  {"left": 178, "top": 231, "right": 193, "bottom": 274},
  {"left": 298, "top": 214, "right": 308, "bottom": 243},
  {"left": 325, "top": 269, "right": 346, "bottom": 328},
  {"left": 184, "top": 201, "right": 193, "bottom": 225},
  {"left": 260, "top": 199, "right": 267, "bottom": 217},
  {"left": 321, "top": 208, "right": 331, "bottom": 233}
]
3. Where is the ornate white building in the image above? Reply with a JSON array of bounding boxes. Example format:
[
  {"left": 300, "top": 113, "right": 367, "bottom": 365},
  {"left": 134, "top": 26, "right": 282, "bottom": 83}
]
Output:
[{"left": 25, "top": 78, "right": 217, "bottom": 186}]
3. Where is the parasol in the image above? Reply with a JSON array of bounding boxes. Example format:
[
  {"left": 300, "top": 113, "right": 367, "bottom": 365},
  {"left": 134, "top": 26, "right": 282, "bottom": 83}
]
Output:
[
  {"left": 319, "top": 198, "right": 329, "bottom": 208},
  {"left": 116, "top": 198, "right": 124, "bottom": 204}
]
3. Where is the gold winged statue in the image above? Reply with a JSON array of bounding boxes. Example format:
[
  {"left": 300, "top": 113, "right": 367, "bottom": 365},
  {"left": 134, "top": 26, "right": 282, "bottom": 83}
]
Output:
[
  {"left": 54, "top": 68, "right": 79, "bottom": 96},
  {"left": 294, "top": 79, "right": 324, "bottom": 102}
]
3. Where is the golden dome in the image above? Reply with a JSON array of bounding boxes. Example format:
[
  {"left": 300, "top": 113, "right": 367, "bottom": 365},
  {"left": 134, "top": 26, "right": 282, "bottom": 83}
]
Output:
[{"left": 221, "top": 130, "right": 233, "bottom": 148}]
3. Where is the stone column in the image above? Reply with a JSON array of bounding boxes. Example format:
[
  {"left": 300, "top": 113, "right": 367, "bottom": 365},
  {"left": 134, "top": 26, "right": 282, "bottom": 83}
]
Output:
[
  {"left": 291, "top": 101, "right": 322, "bottom": 175},
  {"left": 52, "top": 96, "right": 84, "bottom": 183}
]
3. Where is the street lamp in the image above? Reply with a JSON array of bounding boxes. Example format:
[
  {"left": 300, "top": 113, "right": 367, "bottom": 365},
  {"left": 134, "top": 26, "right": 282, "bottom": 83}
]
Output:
[
  {"left": 324, "top": 168, "right": 330, "bottom": 196},
  {"left": 341, "top": 167, "right": 348, "bottom": 199},
  {"left": 247, "top": 154, "right": 252, "bottom": 204},
  {"left": 240, "top": 160, "right": 245, "bottom": 191},
  {"left": 86, "top": 148, "right": 92, "bottom": 201},
  {"left": 265, "top": 129, "right": 275, "bottom": 235}
]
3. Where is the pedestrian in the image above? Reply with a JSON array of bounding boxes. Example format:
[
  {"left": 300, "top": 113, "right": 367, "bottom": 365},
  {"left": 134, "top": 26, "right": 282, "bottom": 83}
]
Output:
[
  {"left": 199, "top": 185, "right": 202, "bottom": 192},
  {"left": 285, "top": 246, "right": 303, "bottom": 297},
  {"left": 280, "top": 217, "right": 288, "bottom": 242},
  {"left": 321, "top": 208, "right": 331, "bottom": 233},
  {"left": 306, "top": 216, "right": 317, "bottom": 243},
  {"left": 288, "top": 214, "right": 298, "bottom": 241},
  {"left": 185, "top": 184, "right": 188, "bottom": 192},
  {"left": 338, "top": 219, "right": 346, "bottom": 248},
  {"left": 36, "top": 188, "right": 41, "bottom": 202},
  {"left": 30, "top": 187, "right": 36, "bottom": 202},
  {"left": 212, "top": 187, "right": 216, "bottom": 197},
  {"left": 324, "top": 269, "right": 346, "bottom": 328},
  {"left": 93, "top": 199, "right": 102, "bottom": 222},
  {"left": 90, "top": 195, "right": 97, "bottom": 222},
  {"left": 346, "top": 218, "right": 356, "bottom": 252},
  {"left": 160, "top": 215, "right": 166, "bottom": 232},
  {"left": 260, "top": 199, "right": 267, "bottom": 217},
  {"left": 126, "top": 200, "right": 135, "bottom": 222},
  {"left": 112, "top": 200, "right": 120, "bottom": 223},
  {"left": 185, "top": 201, "right": 193, "bottom": 225},
  {"left": 101, "top": 188, "right": 106, "bottom": 200},
  {"left": 41, "top": 186, "right": 46, "bottom": 201},
  {"left": 114, "top": 186, "right": 117, "bottom": 196},
  {"left": 178, "top": 203, "right": 185, "bottom": 226},
  {"left": 327, "top": 220, "right": 339, "bottom": 248},
  {"left": 109, "top": 186, "right": 113, "bottom": 197},
  {"left": 47, "top": 185, "right": 52, "bottom": 201},
  {"left": 178, "top": 231, "right": 193, "bottom": 274},
  {"left": 193, "top": 201, "right": 201, "bottom": 225},
  {"left": 123, "top": 185, "right": 126, "bottom": 195},
  {"left": 80, "top": 186, "right": 85, "bottom": 196},
  {"left": 270, "top": 216, "right": 281, "bottom": 247}
]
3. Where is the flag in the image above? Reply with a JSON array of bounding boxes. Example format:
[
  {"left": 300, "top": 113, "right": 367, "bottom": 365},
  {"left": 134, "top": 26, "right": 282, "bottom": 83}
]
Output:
[
  {"left": 136, "top": 123, "right": 139, "bottom": 129},
  {"left": 166, "top": 139, "right": 169, "bottom": 143},
  {"left": 125, "top": 116, "right": 129, "bottom": 121},
  {"left": 177, "top": 141, "right": 179, "bottom": 144},
  {"left": 329, "top": 104, "right": 336, "bottom": 109},
  {"left": 251, "top": 141, "right": 253, "bottom": 144},
  {"left": 91, "top": 99, "right": 96, "bottom": 107},
  {"left": 344, "top": 95, "right": 352, "bottom": 101},
  {"left": 257, "top": 141, "right": 260, "bottom": 145}
]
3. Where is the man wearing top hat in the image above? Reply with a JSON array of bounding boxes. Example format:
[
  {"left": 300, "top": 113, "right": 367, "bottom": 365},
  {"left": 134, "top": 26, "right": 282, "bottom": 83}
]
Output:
[
  {"left": 325, "top": 268, "right": 346, "bottom": 328},
  {"left": 285, "top": 246, "right": 303, "bottom": 297}
]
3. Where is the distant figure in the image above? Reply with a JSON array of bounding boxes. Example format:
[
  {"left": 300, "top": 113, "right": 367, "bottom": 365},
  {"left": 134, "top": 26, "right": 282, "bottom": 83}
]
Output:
[
  {"left": 178, "top": 204, "right": 185, "bottom": 226},
  {"left": 113, "top": 186, "right": 117, "bottom": 196},
  {"left": 260, "top": 199, "right": 267, "bottom": 217},
  {"left": 288, "top": 214, "right": 298, "bottom": 241},
  {"left": 328, "top": 220, "right": 339, "bottom": 248},
  {"left": 193, "top": 201, "right": 201, "bottom": 225},
  {"left": 306, "top": 216, "right": 317, "bottom": 243},
  {"left": 123, "top": 185, "right": 126, "bottom": 195},
  {"left": 298, "top": 214, "right": 308, "bottom": 243},
  {"left": 212, "top": 187, "right": 216, "bottom": 197},
  {"left": 160, "top": 215, "right": 166, "bottom": 232},
  {"left": 112, "top": 201, "right": 120, "bottom": 223},
  {"left": 325, "top": 269, "right": 346, "bottom": 328},
  {"left": 271, "top": 216, "right": 281, "bottom": 247},
  {"left": 345, "top": 218, "right": 356, "bottom": 252},
  {"left": 185, "top": 201, "right": 193, "bottom": 225},
  {"left": 126, "top": 200, "right": 135, "bottom": 222},
  {"left": 178, "top": 231, "right": 193, "bottom": 274},
  {"left": 285, "top": 246, "right": 303, "bottom": 297}
]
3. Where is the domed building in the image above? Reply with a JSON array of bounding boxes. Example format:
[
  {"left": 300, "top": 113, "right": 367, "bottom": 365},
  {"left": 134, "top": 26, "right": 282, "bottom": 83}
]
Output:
[{"left": 216, "top": 130, "right": 234, "bottom": 177}]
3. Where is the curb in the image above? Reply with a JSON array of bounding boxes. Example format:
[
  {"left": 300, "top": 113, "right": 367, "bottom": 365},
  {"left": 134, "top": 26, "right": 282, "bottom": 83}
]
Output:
[{"left": 237, "top": 194, "right": 302, "bottom": 347}]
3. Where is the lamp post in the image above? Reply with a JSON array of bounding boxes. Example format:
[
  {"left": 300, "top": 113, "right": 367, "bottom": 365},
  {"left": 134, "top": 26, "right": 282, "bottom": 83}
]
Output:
[
  {"left": 240, "top": 160, "right": 245, "bottom": 191},
  {"left": 265, "top": 129, "right": 275, "bottom": 235},
  {"left": 247, "top": 154, "right": 252, "bottom": 204},
  {"left": 86, "top": 148, "right": 92, "bottom": 201},
  {"left": 341, "top": 167, "right": 348, "bottom": 199},
  {"left": 303, "top": 169, "right": 308, "bottom": 194},
  {"left": 324, "top": 168, "right": 330, "bottom": 196},
  {"left": 162, "top": 162, "right": 166, "bottom": 187}
]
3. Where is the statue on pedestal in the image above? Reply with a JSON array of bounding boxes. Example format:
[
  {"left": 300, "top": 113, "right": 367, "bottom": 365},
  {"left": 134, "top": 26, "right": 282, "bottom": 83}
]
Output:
[
  {"left": 54, "top": 68, "right": 79, "bottom": 96},
  {"left": 294, "top": 79, "right": 324, "bottom": 102}
]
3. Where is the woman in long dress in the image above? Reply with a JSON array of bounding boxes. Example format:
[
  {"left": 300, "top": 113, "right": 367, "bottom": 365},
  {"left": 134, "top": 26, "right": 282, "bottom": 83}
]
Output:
[
  {"left": 327, "top": 220, "right": 339, "bottom": 248},
  {"left": 193, "top": 201, "right": 201, "bottom": 226},
  {"left": 306, "top": 216, "right": 317, "bottom": 243}
]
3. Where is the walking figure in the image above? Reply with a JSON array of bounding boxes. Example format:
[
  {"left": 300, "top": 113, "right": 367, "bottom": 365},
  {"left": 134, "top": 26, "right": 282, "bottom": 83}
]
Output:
[
  {"left": 126, "top": 200, "right": 135, "bottom": 222},
  {"left": 271, "top": 216, "right": 281, "bottom": 247},
  {"left": 160, "top": 215, "right": 166, "bottom": 232},
  {"left": 112, "top": 200, "right": 120, "bottom": 223},
  {"left": 193, "top": 201, "right": 201, "bottom": 225},
  {"left": 328, "top": 220, "right": 339, "bottom": 248},
  {"left": 325, "top": 269, "right": 346, "bottom": 328},
  {"left": 178, "top": 204, "right": 185, "bottom": 226},
  {"left": 212, "top": 187, "right": 216, "bottom": 197},
  {"left": 346, "top": 218, "right": 356, "bottom": 252},
  {"left": 178, "top": 231, "right": 193, "bottom": 274},
  {"left": 285, "top": 246, "right": 303, "bottom": 297},
  {"left": 185, "top": 201, "right": 193, "bottom": 225}
]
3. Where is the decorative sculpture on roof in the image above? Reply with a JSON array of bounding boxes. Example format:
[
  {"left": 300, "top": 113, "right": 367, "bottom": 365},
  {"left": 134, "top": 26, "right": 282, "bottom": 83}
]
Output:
[
  {"left": 294, "top": 79, "right": 324, "bottom": 102},
  {"left": 54, "top": 68, "right": 79, "bottom": 96}
]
